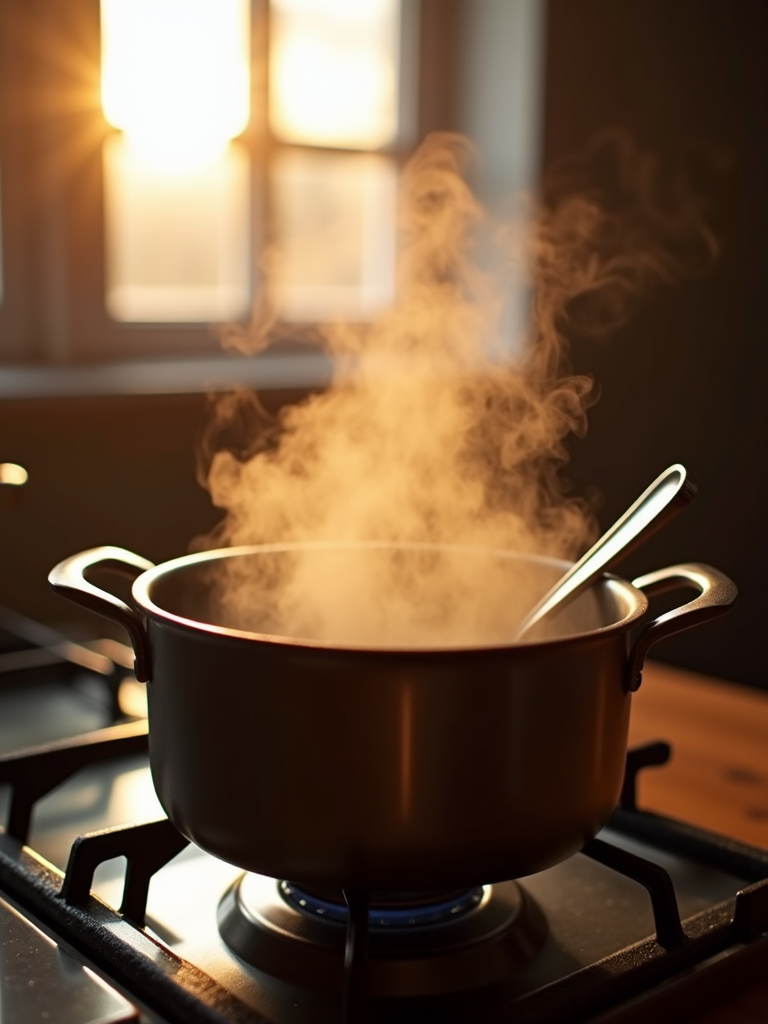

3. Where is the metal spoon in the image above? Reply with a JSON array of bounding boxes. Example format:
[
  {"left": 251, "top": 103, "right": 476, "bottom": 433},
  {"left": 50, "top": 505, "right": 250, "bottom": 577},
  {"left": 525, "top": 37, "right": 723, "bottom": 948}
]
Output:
[{"left": 511, "top": 463, "right": 696, "bottom": 642}]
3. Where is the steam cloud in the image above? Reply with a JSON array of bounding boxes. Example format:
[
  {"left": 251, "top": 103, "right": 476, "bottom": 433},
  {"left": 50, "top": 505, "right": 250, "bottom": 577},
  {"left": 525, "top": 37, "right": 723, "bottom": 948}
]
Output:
[{"left": 195, "top": 132, "right": 716, "bottom": 647}]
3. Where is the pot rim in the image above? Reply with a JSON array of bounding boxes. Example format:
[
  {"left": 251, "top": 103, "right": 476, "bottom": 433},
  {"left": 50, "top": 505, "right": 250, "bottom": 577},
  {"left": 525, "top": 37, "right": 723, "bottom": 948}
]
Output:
[{"left": 132, "top": 540, "right": 650, "bottom": 655}]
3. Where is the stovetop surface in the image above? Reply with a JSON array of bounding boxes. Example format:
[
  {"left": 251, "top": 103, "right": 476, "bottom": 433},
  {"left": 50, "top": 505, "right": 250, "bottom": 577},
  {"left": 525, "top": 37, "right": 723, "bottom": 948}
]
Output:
[{"left": 1, "top": 624, "right": 767, "bottom": 1024}]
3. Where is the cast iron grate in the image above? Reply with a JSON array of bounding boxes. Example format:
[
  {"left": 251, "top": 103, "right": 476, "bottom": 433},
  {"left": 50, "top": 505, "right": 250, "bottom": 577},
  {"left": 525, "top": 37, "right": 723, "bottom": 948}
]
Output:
[{"left": 0, "top": 605, "right": 130, "bottom": 717}]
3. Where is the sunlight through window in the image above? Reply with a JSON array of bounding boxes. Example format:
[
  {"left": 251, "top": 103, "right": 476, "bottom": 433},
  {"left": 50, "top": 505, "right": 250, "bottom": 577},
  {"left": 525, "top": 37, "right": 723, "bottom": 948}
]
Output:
[
  {"left": 269, "top": 0, "right": 401, "bottom": 149},
  {"left": 271, "top": 149, "right": 397, "bottom": 321},
  {"left": 100, "top": 0, "right": 252, "bottom": 322},
  {"left": 104, "top": 136, "right": 251, "bottom": 322},
  {"left": 101, "top": 0, "right": 250, "bottom": 173}
]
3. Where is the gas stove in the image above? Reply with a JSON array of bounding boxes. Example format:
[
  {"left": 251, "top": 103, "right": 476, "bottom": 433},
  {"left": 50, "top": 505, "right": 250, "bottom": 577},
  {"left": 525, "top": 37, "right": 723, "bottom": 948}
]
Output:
[{"left": 1, "top": 607, "right": 767, "bottom": 1024}]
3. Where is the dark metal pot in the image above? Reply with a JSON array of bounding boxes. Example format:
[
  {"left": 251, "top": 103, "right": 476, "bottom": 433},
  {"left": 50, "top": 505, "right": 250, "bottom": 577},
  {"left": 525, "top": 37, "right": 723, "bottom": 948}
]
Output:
[{"left": 49, "top": 543, "right": 736, "bottom": 889}]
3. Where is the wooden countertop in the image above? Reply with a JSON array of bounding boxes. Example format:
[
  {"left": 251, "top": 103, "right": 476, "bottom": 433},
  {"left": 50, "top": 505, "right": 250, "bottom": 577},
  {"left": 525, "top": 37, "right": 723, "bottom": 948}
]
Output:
[{"left": 627, "top": 661, "right": 768, "bottom": 1023}]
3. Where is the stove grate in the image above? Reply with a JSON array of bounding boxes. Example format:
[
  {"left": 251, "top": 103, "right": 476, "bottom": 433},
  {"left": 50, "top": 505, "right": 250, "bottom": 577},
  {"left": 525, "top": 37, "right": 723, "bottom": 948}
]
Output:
[{"left": 0, "top": 719, "right": 148, "bottom": 843}]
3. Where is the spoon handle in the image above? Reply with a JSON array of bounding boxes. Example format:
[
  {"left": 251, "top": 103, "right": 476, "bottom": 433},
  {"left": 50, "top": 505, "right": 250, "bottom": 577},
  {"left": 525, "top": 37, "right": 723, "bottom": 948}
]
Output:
[{"left": 511, "top": 464, "right": 696, "bottom": 641}]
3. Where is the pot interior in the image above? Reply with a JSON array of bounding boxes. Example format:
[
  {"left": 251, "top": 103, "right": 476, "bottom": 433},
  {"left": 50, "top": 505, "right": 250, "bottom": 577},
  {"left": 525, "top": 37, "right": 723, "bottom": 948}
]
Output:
[{"left": 140, "top": 544, "right": 640, "bottom": 649}]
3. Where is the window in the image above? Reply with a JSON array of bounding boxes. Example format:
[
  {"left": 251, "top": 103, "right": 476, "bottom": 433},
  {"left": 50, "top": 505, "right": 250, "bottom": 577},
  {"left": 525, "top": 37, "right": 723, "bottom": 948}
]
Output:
[
  {"left": 0, "top": 0, "right": 418, "bottom": 366},
  {"left": 0, "top": 0, "right": 545, "bottom": 383}
]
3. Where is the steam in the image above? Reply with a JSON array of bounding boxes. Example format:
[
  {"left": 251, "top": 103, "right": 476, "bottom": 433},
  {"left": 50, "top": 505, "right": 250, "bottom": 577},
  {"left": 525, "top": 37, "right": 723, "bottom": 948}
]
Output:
[{"left": 195, "top": 132, "right": 715, "bottom": 646}]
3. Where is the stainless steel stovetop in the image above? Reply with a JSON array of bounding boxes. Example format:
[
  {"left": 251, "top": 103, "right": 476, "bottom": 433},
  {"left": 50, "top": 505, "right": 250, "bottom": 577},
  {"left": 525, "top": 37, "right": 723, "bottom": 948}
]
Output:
[{"left": 1, "top": 608, "right": 767, "bottom": 1024}]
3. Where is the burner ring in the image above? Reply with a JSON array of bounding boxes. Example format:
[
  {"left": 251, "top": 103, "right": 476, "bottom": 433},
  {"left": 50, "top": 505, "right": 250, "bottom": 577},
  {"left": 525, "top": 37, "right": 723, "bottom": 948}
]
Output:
[
  {"left": 219, "top": 874, "right": 548, "bottom": 998},
  {"left": 279, "top": 881, "right": 484, "bottom": 929}
]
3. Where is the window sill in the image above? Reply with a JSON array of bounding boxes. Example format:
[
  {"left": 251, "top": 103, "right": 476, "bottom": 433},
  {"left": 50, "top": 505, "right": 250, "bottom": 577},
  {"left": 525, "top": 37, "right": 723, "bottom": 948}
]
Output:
[{"left": 0, "top": 352, "right": 333, "bottom": 400}]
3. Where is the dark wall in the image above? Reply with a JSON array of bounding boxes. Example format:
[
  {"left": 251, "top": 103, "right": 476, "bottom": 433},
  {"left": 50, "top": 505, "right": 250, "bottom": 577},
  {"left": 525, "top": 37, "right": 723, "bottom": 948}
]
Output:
[
  {"left": 0, "top": 392, "right": 303, "bottom": 639},
  {"left": 543, "top": 0, "right": 767, "bottom": 687}
]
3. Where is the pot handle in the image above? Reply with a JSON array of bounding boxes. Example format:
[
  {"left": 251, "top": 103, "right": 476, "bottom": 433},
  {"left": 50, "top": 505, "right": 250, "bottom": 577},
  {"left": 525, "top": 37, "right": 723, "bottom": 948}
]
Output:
[
  {"left": 49, "top": 546, "right": 155, "bottom": 682},
  {"left": 625, "top": 563, "right": 737, "bottom": 692}
]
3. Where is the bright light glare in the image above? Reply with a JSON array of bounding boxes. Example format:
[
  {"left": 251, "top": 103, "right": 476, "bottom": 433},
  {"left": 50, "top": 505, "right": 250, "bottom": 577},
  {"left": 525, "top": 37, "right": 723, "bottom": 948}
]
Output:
[
  {"left": 270, "top": 0, "right": 400, "bottom": 149},
  {"left": 101, "top": 0, "right": 250, "bottom": 172},
  {"left": 0, "top": 463, "right": 28, "bottom": 486},
  {"left": 104, "top": 135, "right": 251, "bottom": 322}
]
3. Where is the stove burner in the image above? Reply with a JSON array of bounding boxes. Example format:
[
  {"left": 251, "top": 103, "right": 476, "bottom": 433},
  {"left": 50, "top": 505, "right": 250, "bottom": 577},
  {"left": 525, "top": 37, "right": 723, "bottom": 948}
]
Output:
[
  {"left": 280, "top": 882, "right": 484, "bottom": 928},
  {"left": 218, "top": 873, "right": 547, "bottom": 997}
]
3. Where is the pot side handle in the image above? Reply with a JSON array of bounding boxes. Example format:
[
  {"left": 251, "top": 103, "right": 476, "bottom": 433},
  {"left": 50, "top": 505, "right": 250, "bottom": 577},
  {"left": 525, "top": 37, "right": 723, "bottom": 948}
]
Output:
[
  {"left": 49, "top": 546, "right": 155, "bottom": 682},
  {"left": 626, "top": 563, "right": 737, "bottom": 693}
]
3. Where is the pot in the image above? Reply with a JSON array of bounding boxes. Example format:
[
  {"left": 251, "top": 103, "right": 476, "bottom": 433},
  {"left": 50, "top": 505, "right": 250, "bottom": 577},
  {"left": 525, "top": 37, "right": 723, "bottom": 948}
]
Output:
[{"left": 49, "top": 543, "right": 736, "bottom": 889}]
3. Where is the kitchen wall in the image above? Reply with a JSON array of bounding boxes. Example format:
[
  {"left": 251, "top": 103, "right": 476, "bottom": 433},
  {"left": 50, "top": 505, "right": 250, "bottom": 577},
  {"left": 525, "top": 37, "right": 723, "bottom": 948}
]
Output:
[
  {"left": 540, "top": 0, "right": 767, "bottom": 688},
  {"left": 0, "top": 390, "right": 308, "bottom": 639}
]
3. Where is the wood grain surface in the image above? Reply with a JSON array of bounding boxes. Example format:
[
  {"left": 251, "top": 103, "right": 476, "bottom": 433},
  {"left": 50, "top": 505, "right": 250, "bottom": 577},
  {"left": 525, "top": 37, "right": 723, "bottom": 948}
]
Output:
[{"left": 627, "top": 662, "right": 768, "bottom": 1023}]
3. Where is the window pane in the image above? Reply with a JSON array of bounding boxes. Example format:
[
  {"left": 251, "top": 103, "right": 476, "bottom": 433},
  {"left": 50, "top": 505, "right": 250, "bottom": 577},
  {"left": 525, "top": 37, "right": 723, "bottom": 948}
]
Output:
[
  {"left": 101, "top": 0, "right": 250, "bottom": 172},
  {"left": 269, "top": 0, "right": 401, "bottom": 149},
  {"left": 271, "top": 149, "right": 397, "bottom": 321},
  {"left": 104, "top": 136, "right": 252, "bottom": 322}
]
